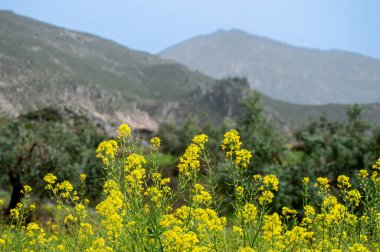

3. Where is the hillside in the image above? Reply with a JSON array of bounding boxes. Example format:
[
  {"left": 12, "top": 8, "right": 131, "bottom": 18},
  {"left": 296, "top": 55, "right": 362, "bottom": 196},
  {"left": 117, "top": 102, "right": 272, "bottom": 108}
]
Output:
[
  {"left": 159, "top": 29, "right": 380, "bottom": 105},
  {"left": 1, "top": 12, "right": 379, "bottom": 133},
  {"left": 0, "top": 11, "right": 214, "bottom": 131}
]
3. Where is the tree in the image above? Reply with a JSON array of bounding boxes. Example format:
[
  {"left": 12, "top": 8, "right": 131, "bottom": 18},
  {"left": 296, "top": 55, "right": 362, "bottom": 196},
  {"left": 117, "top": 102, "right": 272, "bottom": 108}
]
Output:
[
  {"left": 0, "top": 108, "right": 104, "bottom": 214},
  {"left": 238, "top": 92, "right": 285, "bottom": 172},
  {"left": 296, "top": 104, "right": 375, "bottom": 181}
]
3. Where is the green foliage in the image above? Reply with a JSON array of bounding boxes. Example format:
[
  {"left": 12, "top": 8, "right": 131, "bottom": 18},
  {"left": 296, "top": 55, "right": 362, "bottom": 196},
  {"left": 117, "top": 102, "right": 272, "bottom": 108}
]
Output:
[
  {"left": 0, "top": 108, "right": 105, "bottom": 210},
  {"left": 238, "top": 92, "right": 285, "bottom": 170}
]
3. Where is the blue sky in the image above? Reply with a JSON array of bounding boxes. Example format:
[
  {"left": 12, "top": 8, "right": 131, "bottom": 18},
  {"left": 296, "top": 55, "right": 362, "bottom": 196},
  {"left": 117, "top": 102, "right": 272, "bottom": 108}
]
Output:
[{"left": 1, "top": 0, "right": 379, "bottom": 59}]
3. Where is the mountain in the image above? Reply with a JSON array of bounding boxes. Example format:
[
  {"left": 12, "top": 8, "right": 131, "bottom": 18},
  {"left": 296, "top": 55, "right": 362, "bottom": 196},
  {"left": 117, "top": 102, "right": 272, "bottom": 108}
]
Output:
[
  {"left": 159, "top": 29, "right": 380, "bottom": 105},
  {"left": 0, "top": 11, "right": 215, "bottom": 131},
  {"left": 1, "top": 12, "right": 379, "bottom": 133}
]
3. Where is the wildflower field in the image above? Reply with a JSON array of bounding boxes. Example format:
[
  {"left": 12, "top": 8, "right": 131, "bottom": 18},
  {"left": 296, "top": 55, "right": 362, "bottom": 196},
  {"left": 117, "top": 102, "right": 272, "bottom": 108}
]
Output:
[{"left": 1, "top": 124, "right": 380, "bottom": 252}]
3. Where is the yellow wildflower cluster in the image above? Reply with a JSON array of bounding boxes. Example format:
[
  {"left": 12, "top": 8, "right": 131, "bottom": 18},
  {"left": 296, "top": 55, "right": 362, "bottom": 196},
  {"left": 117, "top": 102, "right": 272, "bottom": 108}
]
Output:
[
  {"left": 258, "top": 190, "right": 274, "bottom": 205},
  {"left": 117, "top": 123, "right": 131, "bottom": 139},
  {"left": 44, "top": 173, "right": 57, "bottom": 189},
  {"left": 302, "top": 177, "right": 310, "bottom": 185},
  {"left": 235, "top": 186, "right": 244, "bottom": 198},
  {"left": 235, "top": 149, "right": 252, "bottom": 169},
  {"left": 221, "top": 129, "right": 252, "bottom": 170},
  {"left": 193, "top": 183, "right": 212, "bottom": 206},
  {"left": 282, "top": 207, "right": 297, "bottom": 220},
  {"left": 124, "top": 153, "right": 146, "bottom": 172},
  {"left": 315, "top": 177, "right": 330, "bottom": 190},
  {"left": 80, "top": 173, "right": 87, "bottom": 182},
  {"left": 95, "top": 179, "right": 124, "bottom": 238},
  {"left": 192, "top": 134, "right": 208, "bottom": 150},
  {"left": 337, "top": 175, "right": 351, "bottom": 189},
  {"left": 162, "top": 226, "right": 199, "bottom": 251},
  {"left": 150, "top": 136, "right": 161, "bottom": 148},
  {"left": 2, "top": 125, "right": 379, "bottom": 252},
  {"left": 262, "top": 213, "right": 282, "bottom": 242},
  {"left": 372, "top": 156, "right": 380, "bottom": 170},
  {"left": 359, "top": 169, "right": 369, "bottom": 179},
  {"left": 21, "top": 185, "right": 32, "bottom": 194},
  {"left": 96, "top": 140, "right": 118, "bottom": 165},
  {"left": 221, "top": 129, "right": 242, "bottom": 157},
  {"left": 177, "top": 134, "right": 212, "bottom": 175},
  {"left": 239, "top": 203, "right": 258, "bottom": 224},
  {"left": 345, "top": 189, "right": 361, "bottom": 207},
  {"left": 263, "top": 174, "right": 279, "bottom": 191},
  {"left": 178, "top": 143, "right": 201, "bottom": 174}
]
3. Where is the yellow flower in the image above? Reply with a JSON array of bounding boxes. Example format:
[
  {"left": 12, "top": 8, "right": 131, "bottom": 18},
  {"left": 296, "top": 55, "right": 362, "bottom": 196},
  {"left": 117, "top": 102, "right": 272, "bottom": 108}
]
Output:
[
  {"left": 345, "top": 189, "right": 361, "bottom": 207},
  {"left": 337, "top": 175, "right": 351, "bottom": 189},
  {"left": 160, "top": 214, "right": 182, "bottom": 228},
  {"left": 162, "top": 226, "right": 199, "bottom": 251},
  {"left": 235, "top": 186, "right": 244, "bottom": 198},
  {"left": 79, "top": 222, "right": 94, "bottom": 240},
  {"left": 145, "top": 187, "right": 163, "bottom": 205},
  {"left": 301, "top": 205, "right": 315, "bottom": 226},
  {"left": 252, "top": 174, "right": 262, "bottom": 181},
  {"left": 263, "top": 174, "right": 279, "bottom": 191},
  {"left": 193, "top": 183, "right": 212, "bottom": 206},
  {"left": 21, "top": 185, "right": 32, "bottom": 193},
  {"left": 44, "top": 173, "right": 57, "bottom": 185},
  {"left": 29, "top": 203, "right": 36, "bottom": 211},
  {"left": 239, "top": 203, "right": 258, "bottom": 223},
  {"left": 150, "top": 136, "right": 161, "bottom": 148},
  {"left": 282, "top": 207, "right": 297, "bottom": 220},
  {"left": 124, "top": 153, "right": 146, "bottom": 172},
  {"left": 315, "top": 177, "right": 330, "bottom": 190},
  {"left": 192, "top": 134, "right": 208, "bottom": 149},
  {"left": 349, "top": 243, "right": 369, "bottom": 252},
  {"left": 284, "top": 226, "right": 313, "bottom": 245},
  {"left": 117, "top": 123, "right": 131, "bottom": 139},
  {"left": 0, "top": 199, "right": 4, "bottom": 207},
  {"left": 358, "top": 169, "right": 369, "bottom": 179},
  {"left": 57, "top": 245, "right": 65, "bottom": 251},
  {"left": 80, "top": 174, "right": 87, "bottom": 182},
  {"left": 262, "top": 213, "right": 282, "bottom": 242},
  {"left": 75, "top": 203, "right": 86, "bottom": 212},
  {"left": 259, "top": 190, "right": 274, "bottom": 205},
  {"left": 57, "top": 180, "right": 73, "bottom": 198},
  {"left": 239, "top": 247, "right": 256, "bottom": 252},
  {"left": 235, "top": 149, "right": 252, "bottom": 169},
  {"left": 64, "top": 214, "right": 77, "bottom": 224},
  {"left": 26, "top": 222, "right": 42, "bottom": 237},
  {"left": 221, "top": 129, "right": 242, "bottom": 158},
  {"left": 322, "top": 196, "right": 338, "bottom": 209},
  {"left": 96, "top": 140, "right": 118, "bottom": 165},
  {"left": 178, "top": 143, "right": 201, "bottom": 175},
  {"left": 10, "top": 208, "right": 19, "bottom": 220},
  {"left": 302, "top": 177, "right": 310, "bottom": 185},
  {"left": 233, "top": 225, "right": 243, "bottom": 236},
  {"left": 372, "top": 157, "right": 380, "bottom": 170}
]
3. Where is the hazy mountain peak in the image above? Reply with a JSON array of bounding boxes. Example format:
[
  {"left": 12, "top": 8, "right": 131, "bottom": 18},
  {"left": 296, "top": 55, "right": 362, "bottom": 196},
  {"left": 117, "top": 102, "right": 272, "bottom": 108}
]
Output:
[{"left": 160, "top": 30, "right": 380, "bottom": 105}]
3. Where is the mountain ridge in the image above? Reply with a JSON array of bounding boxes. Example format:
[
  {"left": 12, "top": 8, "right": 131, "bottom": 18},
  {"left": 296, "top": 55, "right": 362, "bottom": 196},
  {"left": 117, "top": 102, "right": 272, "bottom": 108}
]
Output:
[
  {"left": 159, "top": 29, "right": 380, "bottom": 105},
  {"left": 1, "top": 12, "right": 379, "bottom": 133}
]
